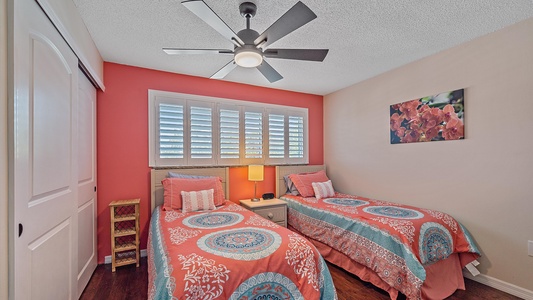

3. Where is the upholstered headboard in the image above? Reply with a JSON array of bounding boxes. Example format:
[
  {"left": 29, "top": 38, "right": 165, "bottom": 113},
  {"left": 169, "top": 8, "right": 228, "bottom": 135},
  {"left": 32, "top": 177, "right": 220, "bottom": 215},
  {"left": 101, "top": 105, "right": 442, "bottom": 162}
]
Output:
[
  {"left": 150, "top": 167, "right": 230, "bottom": 212},
  {"left": 275, "top": 165, "right": 325, "bottom": 198}
]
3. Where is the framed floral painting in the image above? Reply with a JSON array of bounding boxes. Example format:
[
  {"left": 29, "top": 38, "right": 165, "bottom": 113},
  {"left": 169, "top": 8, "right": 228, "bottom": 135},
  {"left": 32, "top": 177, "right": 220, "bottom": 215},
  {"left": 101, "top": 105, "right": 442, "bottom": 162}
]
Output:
[{"left": 390, "top": 89, "right": 464, "bottom": 144}]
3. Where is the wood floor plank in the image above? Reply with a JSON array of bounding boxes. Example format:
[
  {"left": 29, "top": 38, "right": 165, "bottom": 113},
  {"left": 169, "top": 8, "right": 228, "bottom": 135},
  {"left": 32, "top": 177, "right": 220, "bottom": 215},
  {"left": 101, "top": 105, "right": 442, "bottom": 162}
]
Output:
[{"left": 80, "top": 257, "right": 522, "bottom": 300}]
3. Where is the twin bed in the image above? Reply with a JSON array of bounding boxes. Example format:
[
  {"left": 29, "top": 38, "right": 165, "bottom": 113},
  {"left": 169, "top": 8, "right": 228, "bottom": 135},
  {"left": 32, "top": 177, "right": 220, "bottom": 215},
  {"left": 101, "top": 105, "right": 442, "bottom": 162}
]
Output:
[
  {"left": 276, "top": 165, "right": 480, "bottom": 300},
  {"left": 148, "top": 167, "right": 336, "bottom": 300},
  {"left": 148, "top": 166, "right": 479, "bottom": 299}
]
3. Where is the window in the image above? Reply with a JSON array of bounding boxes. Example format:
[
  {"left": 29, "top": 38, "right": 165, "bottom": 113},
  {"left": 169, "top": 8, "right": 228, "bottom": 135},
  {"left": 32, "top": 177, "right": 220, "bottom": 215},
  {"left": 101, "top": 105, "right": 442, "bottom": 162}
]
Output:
[{"left": 149, "top": 90, "right": 308, "bottom": 167}]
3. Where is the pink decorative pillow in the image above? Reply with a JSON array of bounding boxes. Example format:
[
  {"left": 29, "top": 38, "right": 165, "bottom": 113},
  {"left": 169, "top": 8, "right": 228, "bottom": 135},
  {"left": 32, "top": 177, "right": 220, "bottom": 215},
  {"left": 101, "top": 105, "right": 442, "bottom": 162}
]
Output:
[
  {"left": 289, "top": 170, "right": 330, "bottom": 197},
  {"left": 312, "top": 180, "right": 335, "bottom": 200},
  {"left": 181, "top": 189, "right": 215, "bottom": 213},
  {"left": 162, "top": 177, "right": 225, "bottom": 210}
]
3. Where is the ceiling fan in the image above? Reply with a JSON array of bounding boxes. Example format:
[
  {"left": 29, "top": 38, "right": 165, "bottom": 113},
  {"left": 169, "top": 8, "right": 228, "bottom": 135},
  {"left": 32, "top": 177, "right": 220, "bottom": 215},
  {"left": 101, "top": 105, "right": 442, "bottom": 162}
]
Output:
[{"left": 163, "top": 0, "right": 329, "bottom": 83}]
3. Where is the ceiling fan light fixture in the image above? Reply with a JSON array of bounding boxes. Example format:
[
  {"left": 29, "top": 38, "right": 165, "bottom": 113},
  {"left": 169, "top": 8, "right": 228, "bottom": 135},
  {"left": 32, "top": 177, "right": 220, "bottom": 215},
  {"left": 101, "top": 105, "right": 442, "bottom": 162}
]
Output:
[{"left": 235, "top": 47, "right": 263, "bottom": 68}]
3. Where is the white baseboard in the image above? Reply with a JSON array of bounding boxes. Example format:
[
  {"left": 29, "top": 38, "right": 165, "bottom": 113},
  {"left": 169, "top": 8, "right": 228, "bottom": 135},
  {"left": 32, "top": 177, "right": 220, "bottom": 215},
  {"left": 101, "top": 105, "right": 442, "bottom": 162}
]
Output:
[
  {"left": 104, "top": 249, "right": 147, "bottom": 265},
  {"left": 464, "top": 271, "right": 533, "bottom": 300}
]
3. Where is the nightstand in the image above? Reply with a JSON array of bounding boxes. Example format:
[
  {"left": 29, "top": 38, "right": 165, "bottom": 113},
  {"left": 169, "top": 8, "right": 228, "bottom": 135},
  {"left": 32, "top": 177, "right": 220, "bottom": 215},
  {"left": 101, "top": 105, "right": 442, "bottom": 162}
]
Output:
[{"left": 240, "top": 198, "right": 287, "bottom": 227}]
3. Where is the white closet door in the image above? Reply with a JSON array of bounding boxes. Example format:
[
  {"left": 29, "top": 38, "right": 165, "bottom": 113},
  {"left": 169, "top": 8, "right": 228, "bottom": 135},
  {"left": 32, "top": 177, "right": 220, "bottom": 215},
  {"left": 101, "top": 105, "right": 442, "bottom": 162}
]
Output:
[
  {"left": 76, "top": 69, "right": 97, "bottom": 298},
  {"left": 12, "top": 0, "right": 79, "bottom": 299}
]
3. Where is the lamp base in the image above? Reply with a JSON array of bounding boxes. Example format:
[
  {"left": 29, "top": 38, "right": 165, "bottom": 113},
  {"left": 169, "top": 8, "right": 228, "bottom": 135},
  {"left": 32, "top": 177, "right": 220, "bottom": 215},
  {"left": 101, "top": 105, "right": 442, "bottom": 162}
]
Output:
[{"left": 251, "top": 198, "right": 260, "bottom": 202}]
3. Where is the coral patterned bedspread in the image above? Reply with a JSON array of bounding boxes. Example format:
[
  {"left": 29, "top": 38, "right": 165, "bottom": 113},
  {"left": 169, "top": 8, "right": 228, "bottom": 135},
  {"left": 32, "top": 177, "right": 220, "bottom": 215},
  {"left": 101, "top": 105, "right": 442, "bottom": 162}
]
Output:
[
  {"left": 280, "top": 193, "right": 480, "bottom": 300},
  {"left": 148, "top": 202, "right": 337, "bottom": 300}
]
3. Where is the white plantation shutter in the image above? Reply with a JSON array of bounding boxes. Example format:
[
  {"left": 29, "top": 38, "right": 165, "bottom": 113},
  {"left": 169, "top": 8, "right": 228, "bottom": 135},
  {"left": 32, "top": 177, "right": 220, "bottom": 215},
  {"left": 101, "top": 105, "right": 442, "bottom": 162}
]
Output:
[
  {"left": 190, "top": 106, "right": 212, "bottom": 158},
  {"left": 289, "top": 115, "right": 305, "bottom": 159},
  {"left": 266, "top": 110, "right": 307, "bottom": 164},
  {"left": 188, "top": 102, "right": 215, "bottom": 165},
  {"left": 218, "top": 106, "right": 240, "bottom": 164},
  {"left": 159, "top": 103, "right": 184, "bottom": 159},
  {"left": 245, "top": 111, "right": 263, "bottom": 159},
  {"left": 268, "top": 113, "right": 285, "bottom": 159},
  {"left": 149, "top": 90, "right": 308, "bottom": 167}
]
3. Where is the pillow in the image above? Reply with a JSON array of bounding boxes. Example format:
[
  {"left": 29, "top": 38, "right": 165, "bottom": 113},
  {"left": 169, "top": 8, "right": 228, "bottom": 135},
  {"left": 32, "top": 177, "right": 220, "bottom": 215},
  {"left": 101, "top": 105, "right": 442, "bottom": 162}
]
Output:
[
  {"left": 289, "top": 170, "right": 330, "bottom": 197},
  {"left": 312, "top": 180, "right": 335, "bottom": 200},
  {"left": 181, "top": 189, "right": 215, "bottom": 213},
  {"left": 162, "top": 177, "right": 225, "bottom": 210},
  {"left": 283, "top": 175, "right": 300, "bottom": 195},
  {"left": 167, "top": 172, "right": 210, "bottom": 179}
]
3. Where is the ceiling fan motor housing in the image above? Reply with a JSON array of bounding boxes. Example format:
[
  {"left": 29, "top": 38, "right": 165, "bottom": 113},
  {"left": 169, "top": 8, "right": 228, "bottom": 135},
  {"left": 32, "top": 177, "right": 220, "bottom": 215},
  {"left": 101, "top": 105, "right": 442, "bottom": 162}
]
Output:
[{"left": 237, "top": 28, "right": 260, "bottom": 45}]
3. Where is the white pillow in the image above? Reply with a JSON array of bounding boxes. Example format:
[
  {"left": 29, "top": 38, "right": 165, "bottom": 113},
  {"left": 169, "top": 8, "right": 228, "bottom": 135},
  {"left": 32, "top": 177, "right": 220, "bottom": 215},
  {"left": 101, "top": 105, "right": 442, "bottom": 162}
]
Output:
[
  {"left": 312, "top": 180, "right": 335, "bottom": 200},
  {"left": 181, "top": 189, "right": 215, "bottom": 213}
]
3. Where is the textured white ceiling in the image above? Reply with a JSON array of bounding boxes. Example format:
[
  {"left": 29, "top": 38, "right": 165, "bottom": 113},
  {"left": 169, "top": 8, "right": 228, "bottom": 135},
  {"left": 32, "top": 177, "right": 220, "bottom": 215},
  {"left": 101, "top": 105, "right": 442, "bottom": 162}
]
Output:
[{"left": 73, "top": 0, "right": 533, "bottom": 95}]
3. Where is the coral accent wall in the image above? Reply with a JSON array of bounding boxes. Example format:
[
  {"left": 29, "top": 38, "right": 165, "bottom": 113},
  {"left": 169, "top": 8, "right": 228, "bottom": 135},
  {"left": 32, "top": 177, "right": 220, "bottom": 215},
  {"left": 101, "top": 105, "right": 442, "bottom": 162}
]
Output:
[{"left": 97, "top": 62, "right": 323, "bottom": 263}]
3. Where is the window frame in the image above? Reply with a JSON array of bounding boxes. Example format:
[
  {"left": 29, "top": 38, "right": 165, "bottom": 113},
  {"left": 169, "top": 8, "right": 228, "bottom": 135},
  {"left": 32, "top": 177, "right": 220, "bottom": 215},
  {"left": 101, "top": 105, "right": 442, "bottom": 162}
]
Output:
[{"left": 148, "top": 90, "right": 309, "bottom": 167}]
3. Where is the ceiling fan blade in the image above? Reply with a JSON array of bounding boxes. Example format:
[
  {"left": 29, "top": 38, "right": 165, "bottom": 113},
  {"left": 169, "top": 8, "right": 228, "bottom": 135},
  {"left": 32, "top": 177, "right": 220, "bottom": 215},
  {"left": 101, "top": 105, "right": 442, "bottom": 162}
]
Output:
[
  {"left": 163, "top": 48, "right": 233, "bottom": 55},
  {"left": 211, "top": 60, "right": 237, "bottom": 79},
  {"left": 257, "top": 60, "right": 283, "bottom": 83},
  {"left": 181, "top": 0, "right": 244, "bottom": 46},
  {"left": 263, "top": 49, "right": 329, "bottom": 61},
  {"left": 254, "top": 1, "right": 316, "bottom": 49}
]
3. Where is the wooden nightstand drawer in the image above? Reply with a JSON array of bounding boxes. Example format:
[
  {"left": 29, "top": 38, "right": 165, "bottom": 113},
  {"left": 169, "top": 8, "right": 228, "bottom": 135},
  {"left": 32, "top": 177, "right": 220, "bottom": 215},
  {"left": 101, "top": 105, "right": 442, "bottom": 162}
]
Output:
[
  {"left": 253, "top": 206, "right": 286, "bottom": 223},
  {"left": 240, "top": 198, "right": 288, "bottom": 227}
]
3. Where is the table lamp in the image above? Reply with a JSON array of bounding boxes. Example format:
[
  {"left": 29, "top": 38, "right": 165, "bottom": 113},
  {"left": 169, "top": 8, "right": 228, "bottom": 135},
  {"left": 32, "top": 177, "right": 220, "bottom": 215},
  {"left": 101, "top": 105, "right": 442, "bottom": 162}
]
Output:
[{"left": 248, "top": 165, "right": 264, "bottom": 202}]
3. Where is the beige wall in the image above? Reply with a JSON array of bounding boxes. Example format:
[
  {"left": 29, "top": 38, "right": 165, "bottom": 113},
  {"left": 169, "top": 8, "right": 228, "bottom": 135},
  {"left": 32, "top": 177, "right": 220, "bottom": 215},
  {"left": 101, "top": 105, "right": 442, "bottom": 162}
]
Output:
[
  {"left": 1, "top": 0, "right": 9, "bottom": 298},
  {"left": 324, "top": 18, "right": 533, "bottom": 295}
]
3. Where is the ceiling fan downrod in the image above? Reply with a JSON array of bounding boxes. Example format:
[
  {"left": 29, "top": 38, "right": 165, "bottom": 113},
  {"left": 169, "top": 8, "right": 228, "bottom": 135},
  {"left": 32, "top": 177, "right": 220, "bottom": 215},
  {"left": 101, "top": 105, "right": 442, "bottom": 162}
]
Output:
[{"left": 239, "top": 2, "right": 257, "bottom": 30}]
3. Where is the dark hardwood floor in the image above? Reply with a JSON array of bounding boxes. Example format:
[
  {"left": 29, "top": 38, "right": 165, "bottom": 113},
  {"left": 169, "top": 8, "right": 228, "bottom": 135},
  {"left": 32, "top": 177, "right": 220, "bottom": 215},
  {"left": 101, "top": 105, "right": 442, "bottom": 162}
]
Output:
[
  {"left": 80, "top": 258, "right": 148, "bottom": 300},
  {"left": 80, "top": 257, "right": 522, "bottom": 300}
]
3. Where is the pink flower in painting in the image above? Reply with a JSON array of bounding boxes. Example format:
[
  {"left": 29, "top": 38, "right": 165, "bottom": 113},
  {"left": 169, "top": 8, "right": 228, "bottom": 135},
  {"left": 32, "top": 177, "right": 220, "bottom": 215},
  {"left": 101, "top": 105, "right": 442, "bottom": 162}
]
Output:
[
  {"left": 399, "top": 100, "right": 420, "bottom": 120},
  {"left": 418, "top": 104, "right": 430, "bottom": 114},
  {"left": 390, "top": 113, "right": 404, "bottom": 131},
  {"left": 443, "top": 104, "right": 458, "bottom": 123},
  {"left": 424, "top": 125, "right": 442, "bottom": 141},
  {"left": 408, "top": 116, "right": 422, "bottom": 131},
  {"left": 442, "top": 117, "right": 464, "bottom": 140},
  {"left": 396, "top": 127, "right": 407, "bottom": 138},
  {"left": 401, "top": 129, "right": 421, "bottom": 143},
  {"left": 420, "top": 107, "right": 444, "bottom": 130}
]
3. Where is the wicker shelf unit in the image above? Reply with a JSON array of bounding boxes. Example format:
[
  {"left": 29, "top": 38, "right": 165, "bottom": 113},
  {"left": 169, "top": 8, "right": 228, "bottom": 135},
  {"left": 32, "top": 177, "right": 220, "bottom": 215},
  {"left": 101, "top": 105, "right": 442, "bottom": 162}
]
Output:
[{"left": 109, "top": 198, "right": 140, "bottom": 272}]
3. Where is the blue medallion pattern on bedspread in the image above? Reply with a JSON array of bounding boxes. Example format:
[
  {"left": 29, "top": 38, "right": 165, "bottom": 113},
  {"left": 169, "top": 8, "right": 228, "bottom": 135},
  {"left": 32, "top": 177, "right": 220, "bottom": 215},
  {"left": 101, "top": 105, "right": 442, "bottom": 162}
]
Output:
[
  {"left": 183, "top": 212, "right": 244, "bottom": 228},
  {"left": 323, "top": 198, "right": 368, "bottom": 206},
  {"left": 280, "top": 193, "right": 480, "bottom": 300},
  {"left": 418, "top": 222, "right": 453, "bottom": 264},
  {"left": 229, "top": 272, "right": 303, "bottom": 300},
  {"left": 197, "top": 227, "right": 282, "bottom": 261},
  {"left": 363, "top": 205, "right": 424, "bottom": 219}
]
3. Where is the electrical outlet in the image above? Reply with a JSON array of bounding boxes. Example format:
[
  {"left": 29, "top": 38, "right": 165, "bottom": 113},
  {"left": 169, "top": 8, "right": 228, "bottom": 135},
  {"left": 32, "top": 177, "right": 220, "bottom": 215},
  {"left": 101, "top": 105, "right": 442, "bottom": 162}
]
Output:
[{"left": 529, "top": 241, "right": 533, "bottom": 257}]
